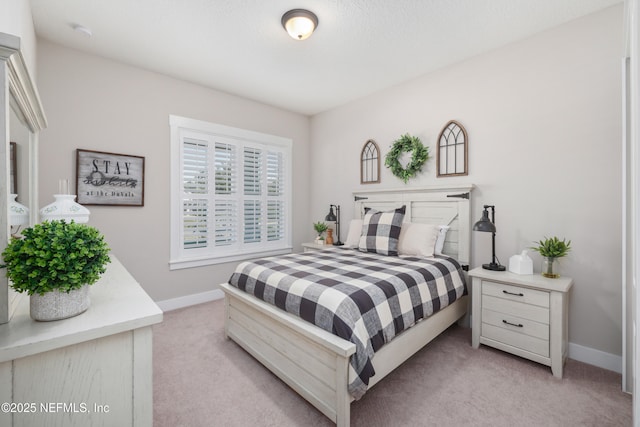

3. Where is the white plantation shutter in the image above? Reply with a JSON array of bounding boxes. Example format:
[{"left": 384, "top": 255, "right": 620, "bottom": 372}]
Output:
[
  {"left": 267, "top": 200, "right": 285, "bottom": 241},
  {"left": 215, "top": 142, "right": 236, "bottom": 195},
  {"left": 182, "top": 138, "right": 209, "bottom": 249},
  {"left": 214, "top": 200, "right": 237, "bottom": 246},
  {"left": 267, "top": 151, "right": 285, "bottom": 241},
  {"left": 170, "top": 115, "right": 292, "bottom": 269},
  {"left": 214, "top": 142, "right": 238, "bottom": 247},
  {"left": 243, "top": 147, "right": 262, "bottom": 196},
  {"left": 243, "top": 147, "right": 262, "bottom": 244},
  {"left": 267, "top": 151, "right": 284, "bottom": 195},
  {"left": 243, "top": 200, "right": 262, "bottom": 243}
]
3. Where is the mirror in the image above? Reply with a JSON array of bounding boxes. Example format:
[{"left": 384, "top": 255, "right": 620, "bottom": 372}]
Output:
[
  {"left": 0, "top": 32, "right": 47, "bottom": 324},
  {"left": 10, "top": 107, "right": 30, "bottom": 209},
  {"left": 6, "top": 105, "right": 31, "bottom": 316}
]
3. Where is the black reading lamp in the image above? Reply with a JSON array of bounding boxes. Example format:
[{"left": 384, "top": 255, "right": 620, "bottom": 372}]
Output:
[
  {"left": 325, "top": 204, "right": 343, "bottom": 246},
  {"left": 473, "top": 205, "right": 505, "bottom": 271}
]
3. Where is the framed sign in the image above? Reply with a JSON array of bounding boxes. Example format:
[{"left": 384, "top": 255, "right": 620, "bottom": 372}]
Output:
[{"left": 76, "top": 149, "right": 145, "bottom": 206}]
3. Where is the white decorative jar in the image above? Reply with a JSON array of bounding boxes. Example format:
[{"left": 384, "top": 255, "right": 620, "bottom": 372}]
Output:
[
  {"left": 30, "top": 285, "right": 90, "bottom": 321},
  {"left": 39, "top": 194, "right": 90, "bottom": 223},
  {"left": 508, "top": 250, "right": 533, "bottom": 275}
]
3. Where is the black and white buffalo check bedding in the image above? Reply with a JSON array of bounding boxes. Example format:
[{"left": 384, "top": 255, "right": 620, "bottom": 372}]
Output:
[{"left": 228, "top": 246, "right": 467, "bottom": 399}]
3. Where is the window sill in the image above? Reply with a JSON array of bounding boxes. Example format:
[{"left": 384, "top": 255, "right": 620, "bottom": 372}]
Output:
[{"left": 169, "top": 247, "right": 293, "bottom": 270}]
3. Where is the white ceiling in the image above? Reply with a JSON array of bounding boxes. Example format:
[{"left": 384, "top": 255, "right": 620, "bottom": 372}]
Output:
[{"left": 29, "top": 0, "right": 622, "bottom": 116}]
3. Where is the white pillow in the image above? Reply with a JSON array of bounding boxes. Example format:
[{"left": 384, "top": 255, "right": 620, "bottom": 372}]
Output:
[
  {"left": 435, "top": 225, "right": 450, "bottom": 255},
  {"left": 398, "top": 222, "right": 439, "bottom": 258},
  {"left": 343, "top": 219, "right": 363, "bottom": 248}
]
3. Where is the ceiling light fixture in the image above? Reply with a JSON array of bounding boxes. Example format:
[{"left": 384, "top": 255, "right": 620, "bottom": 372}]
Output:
[{"left": 281, "top": 9, "right": 318, "bottom": 41}]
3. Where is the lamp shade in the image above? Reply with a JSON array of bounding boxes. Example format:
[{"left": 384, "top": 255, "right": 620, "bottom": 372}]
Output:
[
  {"left": 40, "top": 194, "right": 90, "bottom": 223},
  {"left": 325, "top": 206, "right": 337, "bottom": 222},
  {"left": 473, "top": 209, "right": 496, "bottom": 233},
  {"left": 282, "top": 9, "right": 318, "bottom": 40},
  {"left": 9, "top": 194, "right": 29, "bottom": 226}
]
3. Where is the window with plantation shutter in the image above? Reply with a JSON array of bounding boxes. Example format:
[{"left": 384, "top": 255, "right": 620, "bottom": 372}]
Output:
[{"left": 170, "top": 115, "right": 292, "bottom": 269}]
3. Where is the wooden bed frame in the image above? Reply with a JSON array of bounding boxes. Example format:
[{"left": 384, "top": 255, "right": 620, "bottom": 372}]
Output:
[{"left": 220, "top": 184, "right": 474, "bottom": 427}]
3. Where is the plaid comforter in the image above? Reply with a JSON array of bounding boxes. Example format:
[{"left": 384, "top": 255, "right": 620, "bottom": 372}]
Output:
[{"left": 228, "top": 246, "right": 466, "bottom": 399}]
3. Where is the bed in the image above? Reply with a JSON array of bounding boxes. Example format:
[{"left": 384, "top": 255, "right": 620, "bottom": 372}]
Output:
[{"left": 219, "top": 185, "right": 474, "bottom": 426}]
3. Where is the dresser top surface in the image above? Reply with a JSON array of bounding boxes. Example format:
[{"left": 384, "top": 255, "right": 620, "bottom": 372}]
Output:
[{"left": 469, "top": 267, "right": 573, "bottom": 293}]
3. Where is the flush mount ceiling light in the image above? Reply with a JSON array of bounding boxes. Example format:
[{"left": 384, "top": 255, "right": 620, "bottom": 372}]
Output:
[{"left": 281, "top": 9, "right": 318, "bottom": 40}]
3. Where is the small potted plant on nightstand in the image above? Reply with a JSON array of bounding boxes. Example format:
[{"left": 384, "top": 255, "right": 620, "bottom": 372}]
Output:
[
  {"left": 531, "top": 236, "right": 571, "bottom": 278},
  {"left": 1, "top": 220, "right": 111, "bottom": 321},
  {"left": 313, "top": 221, "right": 328, "bottom": 244}
]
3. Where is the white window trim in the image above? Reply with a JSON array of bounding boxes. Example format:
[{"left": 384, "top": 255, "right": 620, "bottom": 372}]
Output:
[{"left": 169, "top": 115, "right": 293, "bottom": 270}]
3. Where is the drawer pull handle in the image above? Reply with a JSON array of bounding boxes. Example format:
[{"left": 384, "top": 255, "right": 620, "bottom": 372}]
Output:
[
  {"left": 502, "top": 290, "right": 524, "bottom": 297},
  {"left": 502, "top": 319, "right": 524, "bottom": 328}
]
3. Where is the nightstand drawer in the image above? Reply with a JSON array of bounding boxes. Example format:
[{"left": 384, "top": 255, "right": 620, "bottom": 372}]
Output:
[
  {"left": 482, "top": 323, "right": 550, "bottom": 357},
  {"left": 482, "top": 294, "right": 549, "bottom": 324},
  {"left": 482, "top": 308, "right": 549, "bottom": 341},
  {"left": 482, "top": 281, "right": 549, "bottom": 308}
]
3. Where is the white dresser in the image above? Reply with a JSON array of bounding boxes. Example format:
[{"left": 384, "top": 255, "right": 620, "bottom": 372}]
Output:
[
  {"left": 0, "top": 256, "right": 163, "bottom": 427},
  {"left": 469, "top": 267, "right": 572, "bottom": 378}
]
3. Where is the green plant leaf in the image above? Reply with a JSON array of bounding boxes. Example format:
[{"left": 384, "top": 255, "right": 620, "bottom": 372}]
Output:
[
  {"left": 1, "top": 220, "right": 111, "bottom": 295},
  {"left": 313, "top": 221, "right": 328, "bottom": 233},
  {"left": 385, "top": 133, "right": 429, "bottom": 183},
  {"left": 531, "top": 236, "right": 571, "bottom": 258}
]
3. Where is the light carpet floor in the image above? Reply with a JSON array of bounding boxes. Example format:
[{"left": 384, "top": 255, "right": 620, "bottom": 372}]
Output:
[{"left": 153, "top": 300, "right": 632, "bottom": 426}]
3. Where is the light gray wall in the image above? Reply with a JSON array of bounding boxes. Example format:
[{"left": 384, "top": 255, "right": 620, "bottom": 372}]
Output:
[
  {"left": 0, "top": 0, "right": 37, "bottom": 73},
  {"left": 2, "top": 0, "right": 38, "bottom": 200},
  {"left": 35, "top": 39, "right": 311, "bottom": 301},
  {"left": 310, "top": 5, "right": 623, "bottom": 356}
]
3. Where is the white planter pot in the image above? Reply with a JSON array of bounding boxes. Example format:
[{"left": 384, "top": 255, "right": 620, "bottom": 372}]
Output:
[{"left": 30, "top": 285, "right": 90, "bottom": 321}]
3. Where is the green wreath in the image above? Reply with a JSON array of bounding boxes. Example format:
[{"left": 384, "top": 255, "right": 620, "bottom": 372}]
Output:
[{"left": 385, "top": 134, "right": 429, "bottom": 183}]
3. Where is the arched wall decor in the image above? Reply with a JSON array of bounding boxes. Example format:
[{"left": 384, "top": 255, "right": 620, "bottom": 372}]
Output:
[
  {"left": 360, "top": 139, "right": 380, "bottom": 184},
  {"left": 437, "top": 120, "right": 468, "bottom": 177}
]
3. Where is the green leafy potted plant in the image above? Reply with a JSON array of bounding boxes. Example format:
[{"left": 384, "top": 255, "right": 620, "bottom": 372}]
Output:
[
  {"left": 1, "top": 220, "right": 111, "bottom": 321},
  {"left": 531, "top": 236, "right": 571, "bottom": 278},
  {"left": 313, "top": 221, "right": 328, "bottom": 244}
]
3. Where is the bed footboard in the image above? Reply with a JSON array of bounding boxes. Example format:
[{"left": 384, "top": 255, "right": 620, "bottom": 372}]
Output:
[{"left": 220, "top": 282, "right": 356, "bottom": 427}]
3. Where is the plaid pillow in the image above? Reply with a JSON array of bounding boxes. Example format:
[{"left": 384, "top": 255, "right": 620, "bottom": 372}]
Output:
[{"left": 358, "top": 205, "right": 406, "bottom": 256}]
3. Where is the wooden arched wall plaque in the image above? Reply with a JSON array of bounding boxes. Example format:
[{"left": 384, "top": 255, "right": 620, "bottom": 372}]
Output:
[
  {"left": 437, "top": 120, "right": 468, "bottom": 177},
  {"left": 360, "top": 139, "right": 380, "bottom": 184}
]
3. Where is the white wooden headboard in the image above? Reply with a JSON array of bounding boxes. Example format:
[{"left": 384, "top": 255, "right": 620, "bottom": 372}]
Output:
[{"left": 353, "top": 184, "right": 475, "bottom": 269}]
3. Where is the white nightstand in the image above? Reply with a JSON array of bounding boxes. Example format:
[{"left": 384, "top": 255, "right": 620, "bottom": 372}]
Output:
[
  {"left": 302, "top": 242, "right": 330, "bottom": 252},
  {"left": 469, "top": 267, "right": 573, "bottom": 378}
]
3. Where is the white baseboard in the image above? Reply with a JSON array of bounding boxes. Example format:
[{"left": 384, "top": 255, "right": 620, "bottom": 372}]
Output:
[
  {"left": 158, "top": 294, "right": 622, "bottom": 373},
  {"left": 156, "top": 289, "right": 224, "bottom": 312},
  {"left": 568, "top": 342, "right": 622, "bottom": 374}
]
